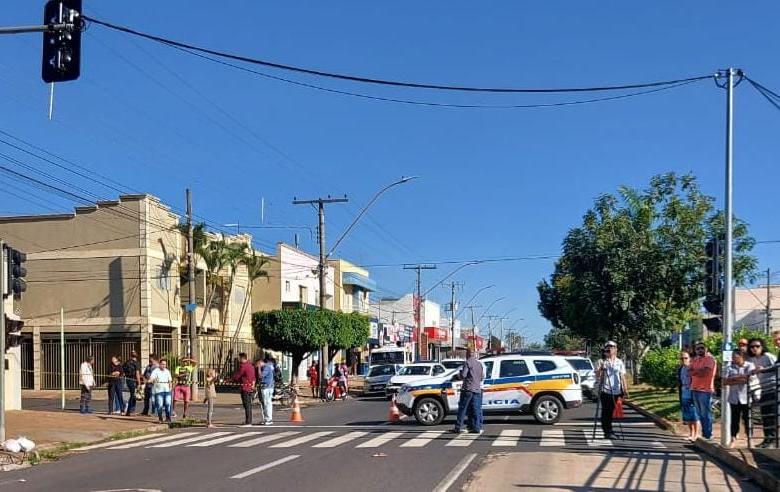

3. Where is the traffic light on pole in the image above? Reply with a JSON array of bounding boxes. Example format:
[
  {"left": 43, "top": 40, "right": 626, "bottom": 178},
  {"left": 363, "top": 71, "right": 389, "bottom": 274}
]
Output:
[
  {"left": 704, "top": 238, "right": 721, "bottom": 296},
  {"left": 5, "top": 247, "right": 27, "bottom": 298},
  {"left": 41, "top": 0, "right": 82, "bottom": 83}
]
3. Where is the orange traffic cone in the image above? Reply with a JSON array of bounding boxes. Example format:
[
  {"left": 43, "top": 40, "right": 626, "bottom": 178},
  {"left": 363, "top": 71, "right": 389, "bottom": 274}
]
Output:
[
  {"left": 388, "top": 396, "right": 401, "bottom": 423},
  {"left": 289, "top": 395, "right": 304, "bottom": 423}
]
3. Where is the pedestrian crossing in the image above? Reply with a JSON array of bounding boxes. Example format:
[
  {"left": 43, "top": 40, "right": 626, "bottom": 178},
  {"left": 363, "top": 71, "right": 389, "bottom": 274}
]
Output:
[{"left": 75, "top": 427, "right": 680, "bottom": 453}]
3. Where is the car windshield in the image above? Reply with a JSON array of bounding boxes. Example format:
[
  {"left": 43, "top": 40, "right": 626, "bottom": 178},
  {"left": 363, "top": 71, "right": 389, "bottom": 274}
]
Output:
[
  {"left": 368, "top": 365, "right": 395, "bottom": 377},
  {"left": 399, "top": 366, "right": 431, "bottom": 376},
  {"left": 442, "top": 360, "right": 464, "bottom": 369},
  {"left": 370, "top": 351, "right": 404, "bottom": 365},
  {"left": 566, "top": 358, "right": 593, "bottom": 371}
]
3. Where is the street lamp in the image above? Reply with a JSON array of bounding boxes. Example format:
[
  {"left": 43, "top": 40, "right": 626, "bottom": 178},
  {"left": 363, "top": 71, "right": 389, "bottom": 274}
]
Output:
[
  {"left": 476, "top": 297, "right": 506, "bottom": 327},
  {"left": 327, "top": 176, "right": 419, "bottom": 259}
]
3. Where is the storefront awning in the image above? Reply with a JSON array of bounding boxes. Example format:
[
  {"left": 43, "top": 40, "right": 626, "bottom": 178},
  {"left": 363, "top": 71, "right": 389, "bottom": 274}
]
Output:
[{"left": 342, "top": 272, "right": 377, "bottom": 292}]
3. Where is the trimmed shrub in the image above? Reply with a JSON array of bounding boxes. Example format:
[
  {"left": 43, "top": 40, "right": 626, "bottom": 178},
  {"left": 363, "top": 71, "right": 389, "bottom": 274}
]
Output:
[{"left": 640, "top": 347, "right": 680, "bottom": 388}]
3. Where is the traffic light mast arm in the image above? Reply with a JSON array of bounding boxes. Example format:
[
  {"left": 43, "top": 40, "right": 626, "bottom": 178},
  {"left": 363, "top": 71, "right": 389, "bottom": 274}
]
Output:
[{"left": 0, "top": 23, "right": 73, "bottom": 35}]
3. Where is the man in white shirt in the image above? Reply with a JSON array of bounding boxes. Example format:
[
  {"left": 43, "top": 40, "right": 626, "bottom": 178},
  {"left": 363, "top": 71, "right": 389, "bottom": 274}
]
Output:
[
  {"left": 79, "top": 355, "right": 95, "bottom": 414},
  {"left": 597, "top": 341, "right": 629, "bottom": 439},
  {"left": 149, "top": 359, "right": 173, "bottom": 424}
]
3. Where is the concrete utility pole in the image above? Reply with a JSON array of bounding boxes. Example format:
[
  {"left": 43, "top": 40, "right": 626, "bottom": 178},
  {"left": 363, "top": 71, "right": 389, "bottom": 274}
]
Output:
[
  {"left": 766, "top": 269, "right": 772, "bottom": 335},
  {"left": 404, "top": 264, "right": 437, "bottom": 361},
  {"left": 0, "top": 240, "right": 5, "bottom": 443},
  {"left": 443, "top": 282, "right": 462, "bottom": 358},
  {"left": 186, "top": 189, "right": 198, "bottom": 398},
  {"left": 293, "top": 195, "right": 348, "bottom": 398}
]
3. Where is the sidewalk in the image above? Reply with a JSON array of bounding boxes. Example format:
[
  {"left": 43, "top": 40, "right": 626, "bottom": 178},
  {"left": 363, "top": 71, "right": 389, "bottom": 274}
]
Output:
[{"left": 626, "top": 399, "right": 780, "bottom": 491}]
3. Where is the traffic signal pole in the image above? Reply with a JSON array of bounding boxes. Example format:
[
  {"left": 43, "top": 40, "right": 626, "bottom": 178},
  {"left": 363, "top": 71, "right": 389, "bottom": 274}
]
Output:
[{"left": 0, "top": 240, "right": 5, "bottom": 443}]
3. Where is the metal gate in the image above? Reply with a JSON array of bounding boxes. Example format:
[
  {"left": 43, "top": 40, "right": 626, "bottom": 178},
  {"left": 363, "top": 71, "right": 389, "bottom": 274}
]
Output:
[{"left": 40, "top": 337, "right": 140, "bottom": 390}]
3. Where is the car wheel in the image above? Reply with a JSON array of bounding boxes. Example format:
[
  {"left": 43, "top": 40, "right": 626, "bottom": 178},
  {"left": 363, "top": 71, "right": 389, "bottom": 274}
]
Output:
[
  {"left": 414, "top": 397, "right": 445, "bottom": 426},
  {"left": 533, "top": 395, "right": 562, "bottom": 424}
]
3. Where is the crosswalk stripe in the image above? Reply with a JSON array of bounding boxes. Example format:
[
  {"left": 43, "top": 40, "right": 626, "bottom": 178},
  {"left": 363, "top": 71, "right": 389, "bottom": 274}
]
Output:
[
  {"left": 492, "top": 429, "right": 522, "bottom": 447},
  {"left": 270, "top": 431, "right": 334, "bottom": 448},
  {"left": 400, "top": 430, "right": 445, "bottom": 448},
  {"left": 445, "top": 433, "right": 479, "bottom": 447},
  {"left": 540, "top": 429, "right": 566, "bottom": 447},
  {"left": 149, "top": 432, "right": 233, "bottom": 448},
  {"left": 230, "top": 455, "right": 300, "bottom": 479},
  {"left": 229, "top": 431, "right": 299, "bottom": 448},
  {"left": 648, "top": 440, "right": 666, "bottom": 449},
  {"left": 188, "top": 432, "right": 264, "bottom": 447},
  {"left": 584, "top": 429, "right": 613, "bottom": 447},
  {"left": 312, "top": 431, "right": 369, "bottom": 448},
  {"left": 75, "top": 433, "right": 164, "bottom": 451},
  {"left": 355, "top": 431, "right": 405, "bottom": 448},
  {"left": 108, "top": 432, "right": 200, "bottom": 449}
]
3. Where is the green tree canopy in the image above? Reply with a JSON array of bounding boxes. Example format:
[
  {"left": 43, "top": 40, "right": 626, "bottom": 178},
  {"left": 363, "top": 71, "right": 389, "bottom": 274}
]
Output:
[
  {"left": 537, "top": 173, "right": 757, "bottom": 381},
  {"left": 544, "top": 327, "right": 584, "bottom": 351}
]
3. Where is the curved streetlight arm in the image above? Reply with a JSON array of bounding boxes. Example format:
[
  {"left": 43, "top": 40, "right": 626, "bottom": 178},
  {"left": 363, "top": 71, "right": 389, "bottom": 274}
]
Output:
[
  {"left": 475, "top": 297, "right": 506, "bottom": 326},
  {"left": 423, "top": 260, "right": 478, "bottom": 297},
  {"left": 326, "top": 176, "right": 419, "bottom": 259},
  {"left": 456, "top": 284, "right": 495, "bottom": 320}
]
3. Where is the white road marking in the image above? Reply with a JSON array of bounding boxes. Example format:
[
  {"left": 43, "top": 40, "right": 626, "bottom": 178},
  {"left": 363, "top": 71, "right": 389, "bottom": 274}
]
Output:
[
  {"left": 312, "top": 431, "right": 369, "bottom": 448},
  {"left": 554, "top": 422, "right": 655, "bottom": 427},
  {"left": 107, "top": 432, "right": 200, "bottom": 449},
  {"left": 400, "top": 430, "right": 445, "bottom": 448},
  {"left": 356, "top": 431, "right": 405, "bottom": 448},
  {"left": 648, "top": 440, "right": 667, "bottom": 449},
  {"left": 492, "top": 429, "right": 522, "bottom": 447},
  {"left": 540, "top": 429, "right": 566, "bottom": 447},
  {"left": 445, "top": 433, "right": 479, "bottom": 447},
  {"left": 230, "top": 455, "right": 300, "bottom": 479},
  {"left": 75, "top": 434, "right": 164, "bottom": 451},
  {"left": 584, "top": 429, "right": 614, "bottom": 447},
  {"left": 269, "top": 431, "right": 334, "bottom": 448},
  {"left": 228, "top": 431, "right": 299, "bottom": 448},
  {"left": 188, "top": 432, "right": 264, "bottom": 447},
  {"left": 432, "top": 453, "right": 477, "bottom": 492},
  {"left": 148, "top": 432, "right": 233, "bottom": 448}
]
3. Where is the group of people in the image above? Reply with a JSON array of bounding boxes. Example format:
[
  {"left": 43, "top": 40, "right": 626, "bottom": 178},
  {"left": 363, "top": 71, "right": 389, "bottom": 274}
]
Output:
[
  {"left": 231, "top": 352, "right": 281, "bottom": 427},
  {"left": 78, "top": 353, "right": 199, "bottom": 425},
  {"left": 307, "top": 361, "right": 349, "bottom": 400},
  {"left": 678, "top": 332, "right": 779, "bottom": 448}
]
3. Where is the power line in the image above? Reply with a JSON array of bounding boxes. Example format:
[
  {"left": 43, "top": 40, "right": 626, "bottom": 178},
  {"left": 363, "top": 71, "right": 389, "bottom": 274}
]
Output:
[{"left": 84, "top": 16, "right": 711, "bottom": 95}]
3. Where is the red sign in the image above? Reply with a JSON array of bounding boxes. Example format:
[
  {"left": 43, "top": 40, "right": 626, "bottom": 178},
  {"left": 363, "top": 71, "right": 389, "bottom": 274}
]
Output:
[{"left": 424, "top": 327, "right": 448, "bottom": 341}]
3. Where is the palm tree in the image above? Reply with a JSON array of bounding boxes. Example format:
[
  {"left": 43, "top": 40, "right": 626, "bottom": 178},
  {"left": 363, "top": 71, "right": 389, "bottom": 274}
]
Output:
[{"left": 231, "top": 249, "right": 270, "bottom": 344}]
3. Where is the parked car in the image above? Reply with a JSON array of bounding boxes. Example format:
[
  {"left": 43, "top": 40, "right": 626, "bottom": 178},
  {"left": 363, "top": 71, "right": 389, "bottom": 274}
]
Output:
[
  {"left": 440, "top": 358, "right": 465, "bottom": 370},
  {"left": 385, "top": 363, "right": 450, "bottom": 399},
  {"left": 565, "top": 356, "right": 597, "bottom": 401},
  {"left": 395, "top": 353, "right": 582, "bottom": 425},
  {"left": 362, "top": 364, "right": 402, "bottom": 396}
]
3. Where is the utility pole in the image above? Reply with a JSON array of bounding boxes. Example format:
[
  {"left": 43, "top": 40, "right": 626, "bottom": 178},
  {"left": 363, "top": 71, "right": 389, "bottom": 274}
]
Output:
[
  {"left": 716, "top": 67, "right": 742, "bottom": 448},
  {"left": 294, "top": 195, "right": 348, "bottom": 398},
  {"left": 186, "top": 189, "right": 198, "bottom": 398},
  {"left": 404, "top": 264, "right": 436, "bottom": 361},
  {"left": 0, "top": 240, "right": 5, "bottom": 443},
  {"left": 443, "top": 282, "right": 463, "bottom": 358},
  {"left": 464, "top": 304, "right": 482, "bottom": 351},
  {"left": 766, "top": 268, "right": 772, "bottom": 335}
]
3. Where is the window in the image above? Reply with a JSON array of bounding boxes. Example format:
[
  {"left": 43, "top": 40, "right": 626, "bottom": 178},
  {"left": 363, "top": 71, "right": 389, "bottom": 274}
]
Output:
[
  {"left": 534, "top": 360, "right": 558, "bottom": 373},
  {"left": 499, "top": 359, "right": 529, "bottom": 378},
  {"left": 399, "top": 366, "right": 432, "bottom": 376},
  {"left": 483, "top": 361, "right": 494, "bottom": 379},
  {"left": 432, "top": 365, "right": 445, "bottom": 375},
  {"left": 285, "top": 281, "right": 291, "bottom": 292},
  {"left": 299, "top": 286, "right": 308, "bottom": 305},
  {"left": 566, "top": 358, "right": 593, "bottom": 371}
]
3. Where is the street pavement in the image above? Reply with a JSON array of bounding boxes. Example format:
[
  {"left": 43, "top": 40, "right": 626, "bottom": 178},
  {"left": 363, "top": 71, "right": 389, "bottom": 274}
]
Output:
[{"left": 0, "top": 396, "right": 759, "bottom": 491}]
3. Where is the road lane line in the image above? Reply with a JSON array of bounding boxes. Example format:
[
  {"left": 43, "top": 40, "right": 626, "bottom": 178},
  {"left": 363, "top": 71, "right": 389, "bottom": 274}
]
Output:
[
  {"left": 492, "top": 429, "right": 522, "bottom": 447},
  {"left": 149, "top": 432, "right": 233, "bottom": 448},
  {"left": 445, "top": 433, "right": 479, "bottom": 447},
  {"left": 584, "top": 429, "right": 613, "bottom": 447},
  {"left": 432, "top": 453, "right": 477, "bottom": 492},
  {"left": 312, "top": 431, "right": 368, "bottom": 448},
  {"left": 229, "top": 431, "right": 299, "bottom": 448},
  {"left": 400, "top": 430, "right": 445, "bottom": 447},
  {"left": 230, "top": 455, "right": 300, "bottom": 479},
  {"left": 188, "top": 432, "right": 264, "bottom": 447},
  {"left": 108, "top": 432, "right": 200, "bottom": 449},
  {"left": 270, "top": 431, "right": 334, "bottom": 448},
  {"left": 75, "top": 434, "right": 164, "bottom": 451},
  {"left": 355, "top": 431, "right": 405, "bottom": 448},
  {"left": 648, "top": 440, "right": 667, "bottom": 449},
  {"left": 554, "top": 422, "right": 655, "bottom": 427},
  {"left": 540, "top": 429, "right": 565, "bottom": 447}
]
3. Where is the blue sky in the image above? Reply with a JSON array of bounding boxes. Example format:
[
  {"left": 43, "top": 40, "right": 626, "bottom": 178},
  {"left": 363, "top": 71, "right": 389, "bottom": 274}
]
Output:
[{"left": 1, "top": 1, "right": 780, "bottom": 343}]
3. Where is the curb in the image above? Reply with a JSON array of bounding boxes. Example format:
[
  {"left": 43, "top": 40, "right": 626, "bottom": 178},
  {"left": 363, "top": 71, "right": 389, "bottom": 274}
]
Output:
[
  {"left": 36, "top": 423, "right": 170, "bottom": 453},
  {"left": 626, "top": 399, "right": 779, "bottom": 492}
]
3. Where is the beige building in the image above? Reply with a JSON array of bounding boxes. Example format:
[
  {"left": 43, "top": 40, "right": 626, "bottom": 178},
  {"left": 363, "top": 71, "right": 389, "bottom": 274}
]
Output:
[
  {"left": 329, "top": 259, "right": 374, "bottom": 314},
  {"left": 0, "top": 194, "right": 257, "bottom": 390},
  {"left": 735, "top": 285, "right": 780, "bottom": 334}
]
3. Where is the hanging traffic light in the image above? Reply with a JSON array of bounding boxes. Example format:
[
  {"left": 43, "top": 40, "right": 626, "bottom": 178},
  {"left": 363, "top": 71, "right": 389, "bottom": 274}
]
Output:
[
  {"left": 41, "top": 0, "right": 82, "bottom": 83},
  {"left": 5, "top": 247, "right": 27, "bottom": 297},
  {"left": 704, "top": 238, "right": 721, "bottom": 296}
]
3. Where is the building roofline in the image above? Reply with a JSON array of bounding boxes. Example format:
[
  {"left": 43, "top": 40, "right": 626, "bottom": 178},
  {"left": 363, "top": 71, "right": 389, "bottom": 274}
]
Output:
[{"left": 0, "top": 213, "right": 75, "bottom": 222}]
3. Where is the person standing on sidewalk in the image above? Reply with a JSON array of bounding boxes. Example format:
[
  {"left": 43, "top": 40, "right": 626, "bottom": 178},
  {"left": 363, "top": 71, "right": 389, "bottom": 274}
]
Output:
[
  {"left": 150, "top": 358, "right": 173, "bottom": 423},
  {"left": 724, "top": 350, "right": 755, "bottom": 448},
  {"left": 79, "top": 355, "right": 95, "bottom": 414},
  {"left": 141, "top": 354, "right": 159, "bottom": 416},
  {"left": 172, "top": 357, "right": 198, "bottom": 419},
  {"left": 678, "top": 351, "right": 699, "bottom": 440},
  {"left": 308, "top": 362, "right": 319, "bottom": 398},
  {"left": 748, "top": 337, "right": 777, "bottom": 448},
  {"left": 689, "top": 341, "right": 717, "bottom": 441},
  {"left": 260, "top": 357, "right": 276, "bottom": 425},
  {"left": 107, "top": 355, "right": 125, "bottom": 415},
  {"left": 204, "top": 367, "right": 218, "bottom": 428},
  {"left": 122, "top": 351, "right": 142, "bottom": 416},
  {"left": 231, "top": 353, "right": 256, "bottom": 427},
  {"left": 452, "top": 348, "right": 484, "bottom": 434},
  {"left": 597, "top": 341, "right": 628, "bottom": 440}
]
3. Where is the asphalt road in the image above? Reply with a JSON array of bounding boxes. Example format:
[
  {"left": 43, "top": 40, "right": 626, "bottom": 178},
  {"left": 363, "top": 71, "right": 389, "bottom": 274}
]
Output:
[{"left": 0, "top": 396, "right": 758, "bottom": 492}]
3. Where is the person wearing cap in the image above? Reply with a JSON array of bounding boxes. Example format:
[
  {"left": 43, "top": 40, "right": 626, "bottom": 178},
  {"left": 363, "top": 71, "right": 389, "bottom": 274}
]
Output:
[
  {"left": 689, "top": 341, "right": 717, "bottom": 440},
  {"left": 596, "top": 341, "right": 628, "bottom": 440}
]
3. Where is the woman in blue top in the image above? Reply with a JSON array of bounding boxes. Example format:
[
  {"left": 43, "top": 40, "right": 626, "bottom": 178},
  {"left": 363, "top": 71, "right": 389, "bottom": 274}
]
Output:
[{"left": 678, "top": 351, "right": 699, "bottom": 441}]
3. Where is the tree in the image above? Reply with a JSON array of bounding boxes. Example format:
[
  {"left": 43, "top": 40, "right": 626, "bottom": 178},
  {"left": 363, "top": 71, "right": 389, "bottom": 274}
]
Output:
[
  {"left": 324, "top": 311, "right": 371, "bottom": 361},
  {"left": 253, "top": 309, "right": 325, "bottom": 384},
  {"left": 538, "top": 173, "right": 756, "bottom": 382},
  {"left": 544, "top": 327, "right": 583, "bottom": 351},
  {"left": 231, "top": 249, "right": 270, "bottom": 344}
]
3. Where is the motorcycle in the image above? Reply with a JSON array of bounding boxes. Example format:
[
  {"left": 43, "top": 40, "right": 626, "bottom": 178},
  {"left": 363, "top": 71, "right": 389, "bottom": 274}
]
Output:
[{"left": 324, "top": 376, "right": 347, "bottom": 402}]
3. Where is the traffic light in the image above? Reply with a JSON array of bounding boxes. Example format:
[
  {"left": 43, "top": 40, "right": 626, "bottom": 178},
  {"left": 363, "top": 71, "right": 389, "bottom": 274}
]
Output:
[
  {"left": 704, "top": 238, "right": 721, "bottom": 296},
  {"left": 41, "top": 0, "right": 82, "bottom": 83},
  {"left": 702, "top": 317, "right": 723, "bottom": 332},
  {"left": 5, "top": 247, "right": 27, "bottom": 297},
  {"left": 5, "top": 318, "right": 23, "bottom": 350}
]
